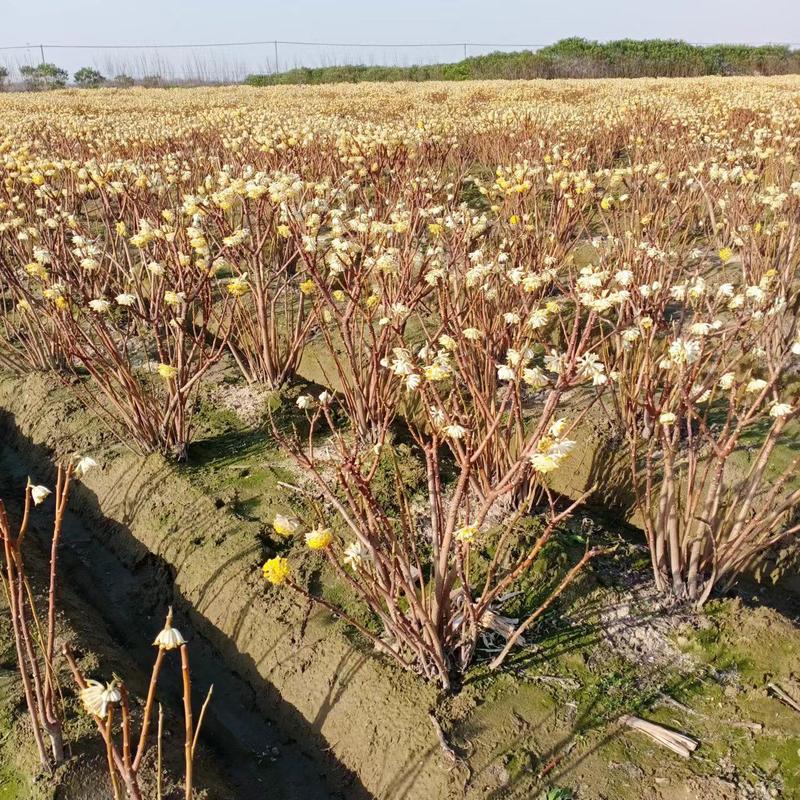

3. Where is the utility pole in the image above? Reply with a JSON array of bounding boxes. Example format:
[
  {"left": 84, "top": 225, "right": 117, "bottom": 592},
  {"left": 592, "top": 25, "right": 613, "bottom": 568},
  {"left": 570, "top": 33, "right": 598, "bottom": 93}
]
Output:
[
  {"left": 40, "top": 43, "right": 45, "bottom": 64},
  {"left": 274, "top": 40, "right": 279, "bottom": 74},
  {"left": 464, "top": 43, "right": 467, "bottom": 59}
]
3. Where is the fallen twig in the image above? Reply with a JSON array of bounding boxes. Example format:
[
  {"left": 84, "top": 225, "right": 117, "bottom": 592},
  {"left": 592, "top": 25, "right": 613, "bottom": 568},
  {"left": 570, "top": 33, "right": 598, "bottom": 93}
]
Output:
[
  {"left": 730, "top": 720, "right": 764, "bottom": 733},
  {"left": 540, "top": 740, "right": 577, "bottom": 778},
  {"left": 656, "top": 693, "right": 761, "bottom": 733},
  {"left": 767, "top": 682, "right": 800, "bottom": 714},
  {"left": 618, "top": 714, "right": 699, "bottom": 758},
  {"left": 657, "top": 692, "right": 698, "bottom": 716}
]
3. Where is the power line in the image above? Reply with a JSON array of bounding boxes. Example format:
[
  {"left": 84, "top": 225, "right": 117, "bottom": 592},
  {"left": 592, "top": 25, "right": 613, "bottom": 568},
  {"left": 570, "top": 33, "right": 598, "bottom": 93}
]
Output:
[
  {"left": 0, "top": 40, "right": 549, "bottom": 52},
  {"left": 2, "top": 39, "right": 797, "bottom": 52}
]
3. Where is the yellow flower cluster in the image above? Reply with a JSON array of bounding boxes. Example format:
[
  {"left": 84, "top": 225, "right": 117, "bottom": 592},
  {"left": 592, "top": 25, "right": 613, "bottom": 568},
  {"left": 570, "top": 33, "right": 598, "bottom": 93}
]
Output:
[{"left": 262, "top": 556, "right": 291, "bottom": 585}]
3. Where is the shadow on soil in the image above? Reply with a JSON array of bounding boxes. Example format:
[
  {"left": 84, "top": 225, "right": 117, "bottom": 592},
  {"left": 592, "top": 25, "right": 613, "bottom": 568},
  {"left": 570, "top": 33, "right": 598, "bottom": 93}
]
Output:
[{"left": 0, "top": 409, "right": 375, "bottom": 800}]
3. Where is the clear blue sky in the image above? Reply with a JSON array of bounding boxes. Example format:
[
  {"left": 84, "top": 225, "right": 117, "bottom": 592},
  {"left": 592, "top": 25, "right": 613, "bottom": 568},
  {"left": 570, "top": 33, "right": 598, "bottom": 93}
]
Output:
[{"left": 2, "top": 0, "right": 799, "bottom": 79}]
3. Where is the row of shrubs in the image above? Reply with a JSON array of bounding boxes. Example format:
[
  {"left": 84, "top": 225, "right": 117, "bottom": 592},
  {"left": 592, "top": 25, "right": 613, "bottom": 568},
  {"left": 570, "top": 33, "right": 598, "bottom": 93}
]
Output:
[
  {"left": 245, "top": 38, "right": 800, "bottom": 85},
  {"left": 0, "top": 63, "right": 165, "bottom": 91},
  {"left": 3, "top": 39, "right": 798, "bottom": 92}
]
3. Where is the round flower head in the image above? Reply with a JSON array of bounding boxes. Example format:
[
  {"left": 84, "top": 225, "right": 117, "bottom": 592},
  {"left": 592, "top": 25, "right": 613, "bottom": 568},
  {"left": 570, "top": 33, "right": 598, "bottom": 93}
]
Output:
[
  {"left": 157, "top": 363, "right": 177, "bottom": 380},
  {"left": 343, "top": 541, "right": 364, "bottom": 568},
  {"left": 404, "top": 373, "right": 422, "bottom": 392},
  {"left": 455, "top": 524, "right": 478, "bottom": 543},
  {"left": 163, "top": 290, "right": 185, "bottom": 307},
  {"left": 227, "top": 274, "right": 251, "bottom": 297},
  {"left": 496, "top": 363, "right": 516, "bottom": 382},
  {"left": 272, "top": 513, "right": 299, "bottom": 537},
  {"left": 444, "top": 423, "right": 467, "bottom": 440},
  {"left": 424, "top": 362, "right": 451, "bottom": 381},
  {"left": 530, "top": 452, "right": 560, "bottom": 474},
  {"left": 659, "top": 412, "right": 677, "bottom": 425},
  {"left": 717, "top": 283, "right": 735, "bottom": 298},
  {"left": 522, "top": 367, "right": 548, "bottom": 389},
  {"left": 770, "top": 402, "right": 793, "bottom": 418},
  {"left": 745, "top": 378, "right": 768, "bottom": 394},
  {"left": 74, "top": 455, "right": 98, "bottom": 478},
  {"left": 262, "top": 556, "right": 291, "bottom": 585},
  {"left": 153, "top": 607, "right": 186, "bottom": 650},
  {"left": 28, "top": 481, "right": 51, "bottom": 506},
  {"left": 88, "top": 298, "right": 111, "bottom": 314},
  {"left": 305, "top": 527, "right": 333, "bottom": 550},
  {"left": 222, "top": 228, "right": 249, "bottom": 247},
  {"left": 80, "top": 679, "right": 121, "bottom": 719},
  {"left": 25, "top": 262, "right": 48, "bottom": 280},
  {"left": 527, "top": 308, "right": 549, "bottom": 329},
  {"left": 668, "top": 338, "right": 701, "bottom": 366}
]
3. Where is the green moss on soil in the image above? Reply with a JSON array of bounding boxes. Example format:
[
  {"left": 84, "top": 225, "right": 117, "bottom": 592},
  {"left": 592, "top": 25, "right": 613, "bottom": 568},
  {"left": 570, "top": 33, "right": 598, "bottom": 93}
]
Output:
[
  {"left": 671, "top": 598, "right": 800, "bottom": 796},
  {"left": 0, "top": 676, "right": 31, "bottom": 800}
]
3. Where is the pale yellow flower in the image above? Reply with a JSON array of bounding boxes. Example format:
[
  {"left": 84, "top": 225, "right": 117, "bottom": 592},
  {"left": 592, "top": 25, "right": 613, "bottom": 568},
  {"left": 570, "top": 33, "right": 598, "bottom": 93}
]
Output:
[
  {"left": 273, "top": 513, "right": 299, "bottom": 537},
  {"left": 157, "top": 363, "right": 177, "bottom": 380},
  {"left": 770, "top": 402, "right": 793, "bottom": 418},
  {"left": 305, "top": 527, "right": 333, "bottom": 550},
  {"left": 74, "top": 455, "right": 98, "bottom": 477},
  {"left": 227, "top": 274, "right": 251, "bottom": 297},
  {"left": 455, "top": 524, "right": 478, "bottom": 543}
]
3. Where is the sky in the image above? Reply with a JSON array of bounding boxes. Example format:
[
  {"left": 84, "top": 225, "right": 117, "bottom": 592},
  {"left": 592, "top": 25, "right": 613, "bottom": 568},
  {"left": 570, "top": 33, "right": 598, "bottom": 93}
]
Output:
[{"left": 2, "top": 0, "right": 799, "bottom": 80}]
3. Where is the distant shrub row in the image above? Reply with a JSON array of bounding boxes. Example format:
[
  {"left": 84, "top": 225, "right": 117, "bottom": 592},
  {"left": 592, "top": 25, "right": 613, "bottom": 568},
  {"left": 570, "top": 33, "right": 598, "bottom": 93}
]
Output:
[
  {"left": 0, "top": 63, "right": 166, "bottom": 92},
  {"left": 244, "top": 38, "right": 800, "bottom": 85}
]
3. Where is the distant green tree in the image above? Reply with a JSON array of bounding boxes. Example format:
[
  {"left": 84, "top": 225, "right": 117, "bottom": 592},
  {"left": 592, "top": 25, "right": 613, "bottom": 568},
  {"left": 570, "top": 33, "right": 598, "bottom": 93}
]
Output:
[
  {"left": 20, "top": 63, "right": 68, "bottom": 91},
  {"left": 74, "top": 66, "right": 106, "bottom": 88},
  {"left": 113, "top": 73, "right": 135, "bottom": 88}
]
